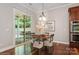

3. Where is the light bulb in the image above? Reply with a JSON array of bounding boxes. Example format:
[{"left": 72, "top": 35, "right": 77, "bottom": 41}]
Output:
[
  {"left": 39, "top": 16, "right": 42, "bottom": 21},
  {"left": 39, "top": 16, "right": 46, "bottom": 21},
  {"left": 42, "top": 16, "right": 46, "bottom": 21}
]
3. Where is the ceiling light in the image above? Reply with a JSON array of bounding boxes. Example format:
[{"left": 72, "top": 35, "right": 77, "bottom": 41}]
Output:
[{"left": 39, "top": 3, "right": 47, "bottom": 21}]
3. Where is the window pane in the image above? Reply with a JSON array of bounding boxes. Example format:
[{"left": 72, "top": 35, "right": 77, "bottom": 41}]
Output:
[{"left": 15, "top": 15, "right": 24, "bottom": 44}]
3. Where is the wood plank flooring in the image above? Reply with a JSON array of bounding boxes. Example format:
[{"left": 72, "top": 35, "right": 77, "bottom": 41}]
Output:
[{"left": 0, "top": 42, "right": 79, "bottom": 55}]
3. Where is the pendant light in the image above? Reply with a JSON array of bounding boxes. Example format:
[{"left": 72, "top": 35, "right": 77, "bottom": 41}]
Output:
[{"left": 39, "top": 3, "right": 46, "bottom": 21}]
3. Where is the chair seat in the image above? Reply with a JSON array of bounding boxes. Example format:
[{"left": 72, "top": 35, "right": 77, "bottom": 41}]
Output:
[
  {"left": 44, "top": 40, "right": 53, "bottom": 47},
  {"left": 33, "top": 41, "right": 43, "bottom": 49}
]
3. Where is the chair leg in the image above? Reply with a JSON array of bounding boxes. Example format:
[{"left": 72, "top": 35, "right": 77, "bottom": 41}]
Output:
[{"left": 38, "top": 48, "right": 42, "bottom": 55}]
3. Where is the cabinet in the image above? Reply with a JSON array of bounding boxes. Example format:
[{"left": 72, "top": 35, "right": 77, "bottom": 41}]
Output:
[
  {"left": 69, "top": 6, "right": 79, "bottom": 48},
  {"left": 69, "top": 6, "right": 79, "bottom": 21}
]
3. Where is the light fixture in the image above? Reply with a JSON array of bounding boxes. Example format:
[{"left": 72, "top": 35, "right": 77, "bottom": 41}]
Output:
[
  {"left": 39, "top": 3, "right": 46, "bottom": 21},
  {"left": 36, "top": 3, "right": 47, "bottom": 34}
]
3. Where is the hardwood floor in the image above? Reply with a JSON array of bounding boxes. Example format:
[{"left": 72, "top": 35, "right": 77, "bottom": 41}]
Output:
[
  {"left": 0, "top": 42, "right": 79, "bottom": 55},
  {"left": 53, "top": 43, "right": 69, "bottom": 55}
]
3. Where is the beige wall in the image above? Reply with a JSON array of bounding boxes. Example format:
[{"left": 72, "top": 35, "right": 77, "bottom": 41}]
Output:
[{"left": 0, "top": 3, "right": 37, "bottom": 52}]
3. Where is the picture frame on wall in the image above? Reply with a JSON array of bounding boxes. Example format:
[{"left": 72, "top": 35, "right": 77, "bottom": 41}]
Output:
[{"left": 45, "top": 20, "right": 55, "bottom": 32}]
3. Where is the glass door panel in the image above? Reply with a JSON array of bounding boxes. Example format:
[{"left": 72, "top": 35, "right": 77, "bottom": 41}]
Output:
[
  {"left": 15, "top": 45, "right": 25, "bottom": 55},
  {"left": 24, "top": 43, "right": 32, "bottom": 55},
  {"left": 25, "top": 17, "right": 32, "bottom": 41},
  {"left": 15, "top": 15, "right": 24, "bottom": 44},
  {"left": 15, "top": 43, "right": 32, "bottom": 55}
]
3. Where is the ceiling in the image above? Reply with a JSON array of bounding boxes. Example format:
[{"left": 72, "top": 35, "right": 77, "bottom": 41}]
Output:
[{"left": 22, "top": 3, "right": 73, "bottom": 12}]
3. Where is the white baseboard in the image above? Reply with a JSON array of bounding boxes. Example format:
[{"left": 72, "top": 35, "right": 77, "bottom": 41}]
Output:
[
  {"left": 0, "top": 45, "right": 15, "bottom": 52},
  {"left": 53, "top": 41, "right": 69, "bottom": 44},
  {"left": 0, "top": 40, "right": 31, "bottom": 53}
]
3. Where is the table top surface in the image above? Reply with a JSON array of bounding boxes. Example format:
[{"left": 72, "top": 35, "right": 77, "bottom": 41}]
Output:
[{"left": 32, "top": 34, "right": 49, "bottom": 39}]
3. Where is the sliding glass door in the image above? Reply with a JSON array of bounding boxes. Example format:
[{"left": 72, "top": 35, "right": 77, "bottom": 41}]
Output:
[
  {"left": 15, "top": 15, "right": 32, "bottom": 44},
  {"left": 14, "top": 9, "right": 32, "bottom": 55}
]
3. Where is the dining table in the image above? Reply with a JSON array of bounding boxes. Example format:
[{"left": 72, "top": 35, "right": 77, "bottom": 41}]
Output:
[{"left": 31, "top": 34, "right": 51, "bottom": 54}]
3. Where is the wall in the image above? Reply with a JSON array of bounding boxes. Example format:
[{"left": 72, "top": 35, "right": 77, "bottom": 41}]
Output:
[
  {"left": 0, "top": 3, "right": 37, "bottom": 52},
  {"left": 47, "top": 7, "right": 69, "bottom": 44},
  {"left": 46, "top": 4, "right": 79, "bottom": 44}
]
